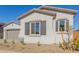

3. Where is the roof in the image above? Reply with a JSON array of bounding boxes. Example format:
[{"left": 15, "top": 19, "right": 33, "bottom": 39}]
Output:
[
  {"left": 39, "top": 6, "right": 77, "bottom": 15},
  {"left": 3, "top": 22, "right": 19, "bottom": 27},
  {"left": 18, "top": 8, "right": 56, "bottom": 20},
  {"left": 18, "top": 5, "right": 77, "bottom": 20}
]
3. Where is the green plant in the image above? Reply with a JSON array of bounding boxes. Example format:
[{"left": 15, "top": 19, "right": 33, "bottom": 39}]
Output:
[
  {"left": 76, "top": 44, "right": 79, "bottom": 48},
  {"left": 75, "top": 39, "right": 79, "bottom": 50}
]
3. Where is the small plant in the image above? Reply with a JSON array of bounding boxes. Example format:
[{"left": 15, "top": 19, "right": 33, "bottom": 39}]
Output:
[
  {"left": 59, "top": 39, "right": 71, "bottom": 51},
  {"left": 12, "top": 40, "right": 15, "bottom": 44},
  {"left": 37, "top": 41, "right": 41, "bottom": 46},
  {"left": 75, "top": 39, "right": 79, "bottom": 51},
  {"left": 59, "top": 42, "right": 62, "bottom": 48},
  {"left": 20, "top": 39, "right": 26, "bottom": 45},
  {"left": 21, "top": 46, "right": 25, "bottom": 50},
  {"left": 4, "top": 39, "right": 8, "bottom": 43}
]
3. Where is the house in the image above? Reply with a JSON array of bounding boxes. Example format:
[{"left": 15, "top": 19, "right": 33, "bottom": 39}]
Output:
[
  {"left": 0, "top": 23, "right": 5, "bottom": 39},
  {"left": 18, "top": 6, "right": 77, "bottom": 44},
  {"left": 3, "top": 22, "right": 20, "bottom": 42}
]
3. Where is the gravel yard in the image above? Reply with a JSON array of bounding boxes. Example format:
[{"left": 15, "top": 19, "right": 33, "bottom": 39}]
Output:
[
  {"left": 0, "top": 43, "right": 78, "bottom": 53},
  {"left": 0, "top": 39, "right": 79, "bottom": 53}
]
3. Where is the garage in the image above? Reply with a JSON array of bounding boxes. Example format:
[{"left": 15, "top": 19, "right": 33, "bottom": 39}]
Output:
[
  {"left": 3, "top": 22, "right": 20, "bottom": 41},
  {"left": 5, "top": 29, "right": 19, "bottom": 40}
]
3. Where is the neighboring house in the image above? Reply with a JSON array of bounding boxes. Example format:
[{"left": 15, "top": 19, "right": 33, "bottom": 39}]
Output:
[
  {"left": 0, "top": 23, "right": 5, "bottom": 39},
  {"left": 3, "top": 22, "right": 20, "bottom": 42},
  {"left": 18, "top": 6, "right": 77, "bottom": 44}
]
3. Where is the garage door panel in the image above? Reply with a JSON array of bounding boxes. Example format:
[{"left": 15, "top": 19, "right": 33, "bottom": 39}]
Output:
[{"left": 5, "top": 29, "right": 19, "bottom": 40}]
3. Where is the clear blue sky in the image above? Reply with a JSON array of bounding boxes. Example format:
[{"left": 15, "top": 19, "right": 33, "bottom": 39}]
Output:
[{"left": 0, "top": 5, "right": 79, "bottom": 30}]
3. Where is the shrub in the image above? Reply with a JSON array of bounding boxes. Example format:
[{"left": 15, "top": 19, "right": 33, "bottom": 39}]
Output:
[
  {"left": 59, "top": 39, "right": 72, "bottom": 50},
  {"left": 37, "top": 42, "right": 41, "bottom": 46},
  {"left": 20, "top": 39, "right": 26, "bottom": 45},
  {"left": 76, "top": 44, "right": 79, "bottom": 48},
  {"left": 75, "top": 39, "right": 79, "bottom": 50},
  {"left": 59, "top": 42, "right": 62, "bottom": 48},
  {"left": 4, "top": 39, "right": 8, "bottom": 43},
  {"left": 12, "top": 40, "right": 15, "bottom": 44}
]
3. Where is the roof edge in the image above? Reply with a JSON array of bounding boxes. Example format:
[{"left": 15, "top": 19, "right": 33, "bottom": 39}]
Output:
[
  {"left": 18, "top": 8, "right": 56, "bottom": 20},
  {"left": 3, "top": 22, "right": 19, "bottom": 27},
  {"left": 39, "top": 5, "right": 77, "bottom": 15}
]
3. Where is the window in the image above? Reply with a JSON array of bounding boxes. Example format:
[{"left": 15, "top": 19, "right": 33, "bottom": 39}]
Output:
[
  {"left": 25, "top": 21, "right": 46, "bottom": 36},
  {"left": 59, "top": 20, "right": 65, "bottom": 31},
  {"left": 31, "top": 22, "right": 40, "bottom": 35},
  {"left": 56, "top": 19, "right": 69, "bottom": 32},
  {"left": 36, "top": 23, "right": 40, "bottom": 34}
]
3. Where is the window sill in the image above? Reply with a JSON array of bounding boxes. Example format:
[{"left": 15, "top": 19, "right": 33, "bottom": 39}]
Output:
[
  {"left": 29, "top": 34, "right": 41, "bottom": 37},
  {"left": 56, "top": 32, "right": 69, "bottom": 34}
]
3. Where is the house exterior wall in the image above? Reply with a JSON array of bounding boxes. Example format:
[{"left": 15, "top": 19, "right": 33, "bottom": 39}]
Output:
[
  {"left": 19, "top": 12, "right": 55, "bottom": 44},
  {"left": 19, "top": 11, "right": 74, "bottom": 44},
  {"left": 54, "top": 11, "right": 74, "bottom": 44},
  {"left": 42, "top": 9, "right": 74, "bottom": 44},
  {"left": 3, "top": 23, "right": 20, "bottom": 40}
]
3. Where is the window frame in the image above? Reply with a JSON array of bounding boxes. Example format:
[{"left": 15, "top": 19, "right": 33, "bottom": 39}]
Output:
[
  {"left": 59, "top": 20, "right": 65, "bottom": 31},
  {"left": 56, "top": 19, "right": 69, "bottom": 33},
  {"left": 30, "top": 21, "right": 41, "bottom": 36}
]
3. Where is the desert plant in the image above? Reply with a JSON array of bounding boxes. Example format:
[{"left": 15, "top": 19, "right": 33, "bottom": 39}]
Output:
[
  {"left": 66, "top": 26, "right": 73, "bottom": 43},
  {"left": 61, "top": 28, "right": 66, "bottom": 42},
  {"left": 21, "top": 45, "right": 26, "bottom": 50},
  {"left": 4, "top": 39, "right": 8, "bottom": 44},
  {"left": 74, "top": 39, "right": 79, "bottom": 51},
  {"left": 59, "top": 42, "right": 62, "bottom": 48},
  {"left": 59, "top": 38, "right": 76, "bottom": 51},
  {"left": 60, "top": 26, "right": 73, "bottom": 51},
  {"left": 37, "top": 41, "right": 41, "bottom": 46},
  {"left": 20, "top": 39, "right": 26, "bottom": 45},
  {"left": 12, "top": 40, "right": 15, "bottom": 44},
  {"left": 76, "top": 43, "right": 79, "bottom": 49},
  {"left": 59, "top": 28, "right": 66, "bottom": 50},
  {"left": 59, "top": 39, "right": 72, "bottom": 51}
]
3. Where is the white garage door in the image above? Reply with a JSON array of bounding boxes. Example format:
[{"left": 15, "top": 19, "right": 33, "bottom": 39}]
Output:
[{"left": 5, "top": 29, "right": 19, "bottom": 40}]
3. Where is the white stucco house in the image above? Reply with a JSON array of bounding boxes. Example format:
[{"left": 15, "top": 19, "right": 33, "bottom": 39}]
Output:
[
  {"left": 3, "top": 6, "right": 77, "bottom": 44},
  {"left": 3, "top": 22, "right": 20, "bottom": 42},
  {"left": 17, "top": 6, "right": 77, "bottom": 44}
]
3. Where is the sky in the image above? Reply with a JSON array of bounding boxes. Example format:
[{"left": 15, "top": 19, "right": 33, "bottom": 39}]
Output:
[{"left": 0, "top": 5, "right": 79, "bottom": 30}]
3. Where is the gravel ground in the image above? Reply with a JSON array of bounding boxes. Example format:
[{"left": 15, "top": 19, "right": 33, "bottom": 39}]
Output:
[
  {"left": 0, "top": 50, "right": 17, "bottom": 53},
  {"left": 0, "top": 44, "right": 79, "bottom": 53},
  {"left": 0, "top": 39, "right": 79, "bottom": 53}
]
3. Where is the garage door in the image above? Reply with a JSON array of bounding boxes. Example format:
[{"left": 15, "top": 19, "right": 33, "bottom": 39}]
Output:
[{"left": 5, "top": 29, "right": 19, "bottom": 40}]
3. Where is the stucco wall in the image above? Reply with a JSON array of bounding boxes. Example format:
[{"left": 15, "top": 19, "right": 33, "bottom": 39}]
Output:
[
  {"left": 3, "top": 23, "right": 20, "bottom": 39},
  {"left": 53, "top": 11, "right": 74, "bottom": 44},
  {"left": 19, "top": 12, "right": 56, "bottom": 44},
  {"left": 19, "top": 11, "right": 74, "bottom": 44}
]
